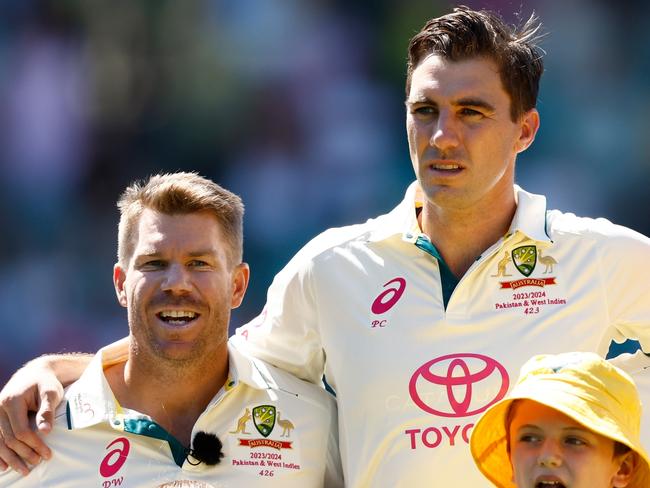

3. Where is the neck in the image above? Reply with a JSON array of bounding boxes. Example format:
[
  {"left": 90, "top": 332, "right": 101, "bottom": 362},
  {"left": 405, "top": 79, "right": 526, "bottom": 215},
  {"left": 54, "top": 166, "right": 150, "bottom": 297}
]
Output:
[
  {"left": 105, "top": 342, "right": 229, "bottom": 447},
  {"left": 419, "top": 187, "right": 516, "bottom": 278}
]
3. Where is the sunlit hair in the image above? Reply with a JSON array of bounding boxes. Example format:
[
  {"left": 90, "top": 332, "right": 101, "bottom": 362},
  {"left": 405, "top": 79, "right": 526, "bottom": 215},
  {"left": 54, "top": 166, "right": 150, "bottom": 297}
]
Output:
[
  {"left": 406, "top": 5, "right": 545, "bottom": 121},
  {"left": 117, "top": 172, "right": 244, "bottom": 266}
]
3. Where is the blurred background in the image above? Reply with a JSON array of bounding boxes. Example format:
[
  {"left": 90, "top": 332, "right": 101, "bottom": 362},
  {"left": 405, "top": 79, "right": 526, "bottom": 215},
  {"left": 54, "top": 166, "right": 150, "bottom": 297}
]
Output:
[{"left": 0, "top": 0, "right": 648, "bottom": 384}]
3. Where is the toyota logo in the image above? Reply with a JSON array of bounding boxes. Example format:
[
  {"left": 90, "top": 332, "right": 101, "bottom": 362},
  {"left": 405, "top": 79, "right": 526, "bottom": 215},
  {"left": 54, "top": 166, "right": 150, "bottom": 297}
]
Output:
[{"left": 409, "top": 353, "right": 509, "bottom": 418}]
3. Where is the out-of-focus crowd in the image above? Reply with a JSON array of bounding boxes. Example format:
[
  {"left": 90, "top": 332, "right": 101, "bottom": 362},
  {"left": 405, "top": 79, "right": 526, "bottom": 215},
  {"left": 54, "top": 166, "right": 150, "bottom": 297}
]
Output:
[{"left": 1, "top": 0, "right": 648, "bottom": 383}]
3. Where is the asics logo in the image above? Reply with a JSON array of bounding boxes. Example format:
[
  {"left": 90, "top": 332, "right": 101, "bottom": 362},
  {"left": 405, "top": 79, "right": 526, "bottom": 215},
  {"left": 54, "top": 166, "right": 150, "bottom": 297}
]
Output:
[{"left": 371, "top": 277, "right": 406, "bottom": 314}]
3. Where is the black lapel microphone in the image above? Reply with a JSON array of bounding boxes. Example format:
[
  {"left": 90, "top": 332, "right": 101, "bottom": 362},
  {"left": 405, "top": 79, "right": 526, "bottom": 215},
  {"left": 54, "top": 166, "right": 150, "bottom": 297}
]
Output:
[{"left": 187, "top": 432, "right": 224, "bottom": 466}]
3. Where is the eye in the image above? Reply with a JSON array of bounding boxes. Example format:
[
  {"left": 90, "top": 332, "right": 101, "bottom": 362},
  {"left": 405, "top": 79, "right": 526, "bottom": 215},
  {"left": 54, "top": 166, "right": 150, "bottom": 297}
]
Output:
[
  {"left": 139, "top": 260, "right": 166, "bottom": 270},
  {"left": 188, "top": 260, "right": 210, "bottom": 267},
  {"left": 459, "top": 107, "right": 483, "bottom": 117},
  {"left": 564, "top": 436, "right": 587, "bottom": 447},
  {"left": 518, "top": 433, "right": 542, "bottom": 444},
  {"left": 410, "top": 105, "right": 437, "bottom": 118}
]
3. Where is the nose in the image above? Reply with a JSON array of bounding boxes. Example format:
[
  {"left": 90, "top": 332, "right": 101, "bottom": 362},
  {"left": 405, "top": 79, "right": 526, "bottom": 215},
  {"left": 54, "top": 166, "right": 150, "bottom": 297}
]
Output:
[
  {"left": 162, "top": 263, "right": 192, "bottom": 294},
  {"left": 430, "top": 111, "right": 459, "bottom": 151},
  {"left": 537, "top": 440, "right": 562, "bottom": 468}
]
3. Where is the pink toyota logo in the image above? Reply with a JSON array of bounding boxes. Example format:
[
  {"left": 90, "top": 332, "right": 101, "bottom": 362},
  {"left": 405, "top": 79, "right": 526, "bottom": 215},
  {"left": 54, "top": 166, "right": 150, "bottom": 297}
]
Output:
[{"left": 409, "top": 353, "right": 509, "bottom": 418}]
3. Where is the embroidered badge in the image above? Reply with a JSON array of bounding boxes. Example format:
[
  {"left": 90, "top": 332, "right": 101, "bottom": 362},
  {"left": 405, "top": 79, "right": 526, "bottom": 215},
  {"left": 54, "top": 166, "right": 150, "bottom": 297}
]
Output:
[
  {"left": 253, "top": 405, "right": 276, "bottom": 438},
  {"left": 511, "top": 245, "right": 537, "bottom": 277},
  {"left": 229, "top": 406, "right": 300, "bottom": 478},
  {"left": 492, "top": 245, "right": 566, "bottom": 315}
]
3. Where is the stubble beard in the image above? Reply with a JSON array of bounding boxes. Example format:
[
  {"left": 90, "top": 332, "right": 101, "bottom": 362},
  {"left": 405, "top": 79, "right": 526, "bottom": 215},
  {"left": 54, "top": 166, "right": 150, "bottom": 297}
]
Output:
[{"left": 129, "top": 305, "right": 230, "bottom": 381}]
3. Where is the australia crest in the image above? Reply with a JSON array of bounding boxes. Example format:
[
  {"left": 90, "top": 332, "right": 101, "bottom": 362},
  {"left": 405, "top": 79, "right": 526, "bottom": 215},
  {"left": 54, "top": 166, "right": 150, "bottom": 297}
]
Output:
[
  {"left": 511, "top": 245, "right": 537, "bottom": 277},
  {"left": 252, "top": 405, "right": 276, "bottom": 437}
]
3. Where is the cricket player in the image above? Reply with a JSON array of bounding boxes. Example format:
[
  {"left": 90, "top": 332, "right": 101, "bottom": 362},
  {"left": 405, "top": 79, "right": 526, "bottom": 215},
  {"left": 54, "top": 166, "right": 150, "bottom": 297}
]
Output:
[{"left": 0, "top": 173, "right": 342, "bottom": 487}]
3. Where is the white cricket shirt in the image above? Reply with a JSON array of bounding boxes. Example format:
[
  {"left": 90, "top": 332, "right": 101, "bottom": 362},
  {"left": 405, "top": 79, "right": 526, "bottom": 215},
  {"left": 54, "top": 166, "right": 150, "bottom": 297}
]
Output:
[
  {"left": 0, "top": 342, "right": 342, "bottom": 487},
  {"left": 233, "top": 182, "right": 650, "bottom": 487}
]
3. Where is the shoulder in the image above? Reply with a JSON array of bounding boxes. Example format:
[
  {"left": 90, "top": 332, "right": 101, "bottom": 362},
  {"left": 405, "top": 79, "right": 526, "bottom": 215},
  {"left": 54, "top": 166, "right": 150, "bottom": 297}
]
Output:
[
  {"left": 230, "top": 342, "right": 336, "bottom": 412},
  {"left": 267, "top": 213, "right": 393, "bottom": 293},
  {"left": 546, "top": 209, "right": 650, "bottom": 250},
  {"left": 266, "top": 187, "right": 412, "bottom": 289},
  {"left": 290, "top": 216, "right": 386, "bottom": 267},
  {"left": 263, "top": 360, "right": 336, "bottom": 410}
]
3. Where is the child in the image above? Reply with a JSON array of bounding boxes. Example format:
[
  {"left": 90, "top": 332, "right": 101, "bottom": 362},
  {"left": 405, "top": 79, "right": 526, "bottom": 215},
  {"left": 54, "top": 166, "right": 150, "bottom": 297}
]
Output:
[{"left": 470, "top": 352, "right": 650, "bottom": 488}]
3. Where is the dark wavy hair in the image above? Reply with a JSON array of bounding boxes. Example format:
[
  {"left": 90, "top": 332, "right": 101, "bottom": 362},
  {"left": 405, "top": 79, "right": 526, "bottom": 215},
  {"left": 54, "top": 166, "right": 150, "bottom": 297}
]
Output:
[{"left": 406, "top": 6, "right": 545, "bottom": 121}]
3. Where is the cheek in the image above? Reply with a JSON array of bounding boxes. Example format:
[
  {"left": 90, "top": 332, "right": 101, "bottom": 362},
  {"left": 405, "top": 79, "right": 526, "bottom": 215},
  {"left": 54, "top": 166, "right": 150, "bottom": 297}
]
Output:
[
  {"left": 406, "top": 118, "right": 424, "bottom": 149},
  {"left": 128, "top": 278, "right": 147, "bottom": 298},
  {"left": 485, "top": 126, "right": 519, "bottom": 158},
  {"left": 204, "top": 277, "right": 233, "bottom": 304},
  {"left": 127, "top": 278, "right": 153, "bottom": 310},
  {"left": 406, "top": 122, "right": 416, "bottom": 152},
  {"left": 510, "top": 447, "right": 534, "bottom": 477},
  {"left": 580, "top": 450, "right": 619, "bottom": 476}
]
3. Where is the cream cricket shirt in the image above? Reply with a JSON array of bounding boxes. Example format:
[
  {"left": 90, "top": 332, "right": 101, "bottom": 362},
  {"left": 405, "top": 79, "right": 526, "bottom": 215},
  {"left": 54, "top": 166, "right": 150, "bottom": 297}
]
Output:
[
  {"left": 233, "top": 182, "right": 650, "bottom": 488},
  {"left": 0, "top": 343, "right": 342, "bottom": 487}
]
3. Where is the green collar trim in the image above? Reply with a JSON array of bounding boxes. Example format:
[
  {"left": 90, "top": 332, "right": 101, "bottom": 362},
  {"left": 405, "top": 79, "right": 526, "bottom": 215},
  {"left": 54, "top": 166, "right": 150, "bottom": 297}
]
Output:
[
  {"left": 414, "top": 236, "right": 459, "bottom": 309},
  {"left": 123, "top": 418, "right": 188, "bottom": 467},
  {"left": 66, "top": 402, "right": 72, "bottom": 430}
]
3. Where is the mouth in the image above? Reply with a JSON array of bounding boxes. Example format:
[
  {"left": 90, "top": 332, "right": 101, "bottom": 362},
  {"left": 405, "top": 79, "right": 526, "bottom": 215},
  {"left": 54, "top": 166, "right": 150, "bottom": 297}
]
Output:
[
  {"left": 427, "top": 160, "right": 464, "bottom": 175},
  {"left": 535, "top": 479, "right": 566, "bottom": 488},
  {"left": 156, "top": 310, "right": 200, "bottom": 326}
]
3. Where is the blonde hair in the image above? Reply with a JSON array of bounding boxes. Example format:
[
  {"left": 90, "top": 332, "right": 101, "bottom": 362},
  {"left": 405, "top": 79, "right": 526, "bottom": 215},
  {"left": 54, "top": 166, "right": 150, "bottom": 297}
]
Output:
[{"left": 117, "top": 172, "right": 244, "bottom": 266}]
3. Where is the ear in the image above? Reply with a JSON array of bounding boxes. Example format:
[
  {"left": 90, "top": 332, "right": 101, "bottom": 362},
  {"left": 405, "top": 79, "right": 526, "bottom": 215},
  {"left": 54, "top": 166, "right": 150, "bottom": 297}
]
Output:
[
  {"left": 612, "top": 451, "right": 637, "bottom": 488},
  {"left": 113, "top": 263, "right": 128, "bottom": 308},
  {"left": 230, "top": 262, "right": 250, "bottom": 309},
  {"left": 514, "top": 108, "right": 540, "bottom": 154}
]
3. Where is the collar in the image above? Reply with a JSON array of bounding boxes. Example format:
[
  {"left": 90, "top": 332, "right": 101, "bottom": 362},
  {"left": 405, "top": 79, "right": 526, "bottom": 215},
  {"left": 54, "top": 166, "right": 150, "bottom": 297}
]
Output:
[
  {"left": 509, "top": 185, "right": 552, "bottom": 244},
  {"left": 366, "top": 181, "right": 552, "bottom": 245},
  {"left": 65, "top": 346, "right": 121, "bottom": 430},
  {"left": 367, "top": 181, "right": 421, "bottom": 243},
  {"left": 65, "top": 342, "right": 277, "bottom": 431},
  {"left": 225, "top": 341, "right": 279, "bottom": 391}
]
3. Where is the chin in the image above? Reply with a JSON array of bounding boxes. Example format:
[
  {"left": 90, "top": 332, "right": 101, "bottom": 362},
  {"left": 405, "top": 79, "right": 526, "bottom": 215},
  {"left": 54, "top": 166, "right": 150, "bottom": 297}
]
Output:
[{"left": 150, "top": 339, "right": 206, "bottom": 364}]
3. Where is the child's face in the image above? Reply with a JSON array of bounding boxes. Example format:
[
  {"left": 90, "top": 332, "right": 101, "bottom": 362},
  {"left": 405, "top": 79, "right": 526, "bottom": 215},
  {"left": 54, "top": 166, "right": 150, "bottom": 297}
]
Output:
[{"left": 508, "top": 400, "right": 632, "bottom": 488}]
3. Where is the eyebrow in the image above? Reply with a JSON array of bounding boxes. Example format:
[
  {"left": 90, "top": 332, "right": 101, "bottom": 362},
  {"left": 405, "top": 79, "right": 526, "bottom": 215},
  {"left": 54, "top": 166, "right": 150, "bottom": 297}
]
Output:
[
  {"left": 136, "top": 249, "right": 218, "bottom": 258},
  {"left": 453, "top": 97, "right": 496, "bottom": 112},
  {"left": 187, "top": 250, "right": 218, "bottom": 257},
  {"left": 516, "top": 424, "right": 592, "bottom": 434},
  {"left": 405, "top": 97, "right": 496, "bottom": 113}
]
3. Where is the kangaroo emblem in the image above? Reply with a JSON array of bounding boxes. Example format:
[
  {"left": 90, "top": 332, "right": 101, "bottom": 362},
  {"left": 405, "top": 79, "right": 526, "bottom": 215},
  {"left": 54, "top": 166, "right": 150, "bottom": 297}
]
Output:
[
  {"left": 491, "top": 251, "right": 512, "bottom": 277},
  {"left": 230, "top": 408, "right": 252, "bottom": 434}
]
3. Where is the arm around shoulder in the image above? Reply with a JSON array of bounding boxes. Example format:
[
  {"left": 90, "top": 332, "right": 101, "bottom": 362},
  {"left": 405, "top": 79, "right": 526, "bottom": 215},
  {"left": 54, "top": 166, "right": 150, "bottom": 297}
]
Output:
[
  {"left": 0, "top": 351, "right": 92, "bottom": 473},
  {"left": 29, "top": 352, "right": 93, "bottom": 388}
]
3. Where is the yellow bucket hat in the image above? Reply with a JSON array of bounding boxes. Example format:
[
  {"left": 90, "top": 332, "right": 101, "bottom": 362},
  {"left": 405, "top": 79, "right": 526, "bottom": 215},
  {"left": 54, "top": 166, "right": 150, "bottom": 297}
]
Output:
[{"left": 470, "top": 351, "right": 650, "bottom": 488}]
